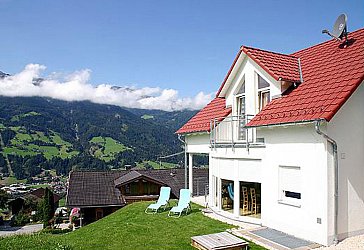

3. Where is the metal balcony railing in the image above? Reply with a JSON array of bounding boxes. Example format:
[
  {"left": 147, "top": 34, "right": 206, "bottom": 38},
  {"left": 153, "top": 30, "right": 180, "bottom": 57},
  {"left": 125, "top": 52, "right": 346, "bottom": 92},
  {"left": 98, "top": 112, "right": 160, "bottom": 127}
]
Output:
[{"left": 210, "top": 115, "right": 264, "bottom": 149}]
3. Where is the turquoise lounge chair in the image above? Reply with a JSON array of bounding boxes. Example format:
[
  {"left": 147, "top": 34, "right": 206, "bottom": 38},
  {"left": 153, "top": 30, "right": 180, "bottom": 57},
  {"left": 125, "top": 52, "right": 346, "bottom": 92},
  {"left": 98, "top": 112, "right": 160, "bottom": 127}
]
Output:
[
  {"left": 145, "top": 186, "right": 171, "bottom": 214},
  {"left": 168, "top": 189, "right": 191, "bottom": 218}
]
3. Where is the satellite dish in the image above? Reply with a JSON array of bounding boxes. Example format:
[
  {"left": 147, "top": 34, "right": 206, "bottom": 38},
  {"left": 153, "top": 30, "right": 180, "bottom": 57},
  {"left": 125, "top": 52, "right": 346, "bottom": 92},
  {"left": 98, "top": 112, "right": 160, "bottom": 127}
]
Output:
[{"left": 322, "top": 14, "right": 348, "bottom": 42}]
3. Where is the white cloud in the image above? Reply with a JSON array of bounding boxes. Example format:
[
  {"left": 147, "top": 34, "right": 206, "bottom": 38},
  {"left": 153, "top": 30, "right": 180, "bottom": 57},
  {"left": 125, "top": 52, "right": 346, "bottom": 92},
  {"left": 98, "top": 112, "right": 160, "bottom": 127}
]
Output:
[{"left": 0, "top": 64, "right": 213, "bottom": 111}]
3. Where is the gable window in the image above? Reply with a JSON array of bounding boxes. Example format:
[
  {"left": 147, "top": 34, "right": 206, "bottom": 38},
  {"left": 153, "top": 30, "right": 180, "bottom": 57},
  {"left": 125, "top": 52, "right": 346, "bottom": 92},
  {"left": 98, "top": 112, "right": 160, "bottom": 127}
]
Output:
[
  {"left": 257, "top": 74, "right": 270, "bottom": 111},
  {"left": 278, "top": 165, "right": 301, "bottom": 207},
  {"left": 235, "top": 79, "right": 246, "bottom": 140}
]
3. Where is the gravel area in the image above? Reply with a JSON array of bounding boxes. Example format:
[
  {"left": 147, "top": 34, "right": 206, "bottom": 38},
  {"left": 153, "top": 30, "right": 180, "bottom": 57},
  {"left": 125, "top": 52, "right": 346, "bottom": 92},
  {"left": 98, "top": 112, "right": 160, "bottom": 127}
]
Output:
[
  {"left": 320, "top": 235, "right": 364, "bottom": 250},
  {"left": 0, "top": 224, "right": 43, "bottom": 237}
]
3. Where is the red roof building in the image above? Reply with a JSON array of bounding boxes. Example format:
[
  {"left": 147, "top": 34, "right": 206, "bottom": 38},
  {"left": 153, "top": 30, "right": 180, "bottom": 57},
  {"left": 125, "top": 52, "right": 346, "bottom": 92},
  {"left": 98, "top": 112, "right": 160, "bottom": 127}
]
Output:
[
  {"left": 176, "top": 26, "right": 364, "bottom": 247},
  {"left": 177, "top": 28, "right": 364, "bottom": 133}
]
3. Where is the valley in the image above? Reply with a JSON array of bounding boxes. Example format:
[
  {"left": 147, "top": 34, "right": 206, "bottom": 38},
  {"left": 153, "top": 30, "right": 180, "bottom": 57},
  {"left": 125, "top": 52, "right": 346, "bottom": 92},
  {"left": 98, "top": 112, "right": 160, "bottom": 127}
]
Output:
[{"left": 0, "top": 96, "right": 196, "bottom": 184}]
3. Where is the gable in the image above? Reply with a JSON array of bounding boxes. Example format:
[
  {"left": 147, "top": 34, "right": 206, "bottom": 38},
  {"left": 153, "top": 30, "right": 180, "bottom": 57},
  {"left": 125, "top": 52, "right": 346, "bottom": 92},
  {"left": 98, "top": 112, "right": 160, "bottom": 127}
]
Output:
[
  {"left": 248, "top": 28, "right": 364, "bottom": 127},
  {"left": 114, "top": 171, "right": 166, "bottom": 187},
  {"left": 177, "top": 28, "right": 364, "bottom": 133}
]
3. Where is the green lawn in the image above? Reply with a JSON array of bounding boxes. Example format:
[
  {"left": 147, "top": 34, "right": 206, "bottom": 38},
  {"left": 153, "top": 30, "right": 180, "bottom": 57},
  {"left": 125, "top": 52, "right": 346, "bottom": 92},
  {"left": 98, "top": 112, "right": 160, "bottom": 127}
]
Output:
[{"left": 0, "top": 202, "right": 265, "bottom": 250}]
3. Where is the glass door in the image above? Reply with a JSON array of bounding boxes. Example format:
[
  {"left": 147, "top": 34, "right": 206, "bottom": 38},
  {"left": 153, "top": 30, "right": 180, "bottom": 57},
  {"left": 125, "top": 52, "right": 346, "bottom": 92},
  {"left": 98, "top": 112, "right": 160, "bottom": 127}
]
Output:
[{"left": 237, "top": 95, "right": 246, "bottom": 140}]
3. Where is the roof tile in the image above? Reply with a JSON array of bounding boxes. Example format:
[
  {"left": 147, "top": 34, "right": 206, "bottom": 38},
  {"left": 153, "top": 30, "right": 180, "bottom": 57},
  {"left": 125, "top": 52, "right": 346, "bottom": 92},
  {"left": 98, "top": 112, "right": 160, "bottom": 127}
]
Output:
[
  {"left": 178, "top": 28, "right": 364, "bottom": 131},
  {"left": 176, "top": 98, "right": 231, "bottom": 134},
  {"left": 248, "top": 28, "right": 364, "bottom": 127},
  {"left": 242, "top": 46, "right": 301, "bottom": 82}
]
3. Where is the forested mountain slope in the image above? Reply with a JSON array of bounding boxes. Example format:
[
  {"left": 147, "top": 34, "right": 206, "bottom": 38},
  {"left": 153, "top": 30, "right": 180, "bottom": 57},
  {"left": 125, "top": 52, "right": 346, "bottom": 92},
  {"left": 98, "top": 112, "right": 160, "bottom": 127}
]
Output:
[{"left": 0, "top": 96, "right": 196, "bottom": 179}]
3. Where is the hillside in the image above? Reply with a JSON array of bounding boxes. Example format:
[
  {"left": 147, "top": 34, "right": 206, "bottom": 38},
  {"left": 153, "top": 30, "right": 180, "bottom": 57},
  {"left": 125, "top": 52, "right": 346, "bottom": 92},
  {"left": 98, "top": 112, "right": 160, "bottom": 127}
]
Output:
[
  {"left": 0, "top": 96, "right": 196, "bottom": 180},
  {"left": 0, "top": 202, "right": 266, "bottom": 250},
  {"left": 127, "top": 108, "right": 197, "bottom": 131}
]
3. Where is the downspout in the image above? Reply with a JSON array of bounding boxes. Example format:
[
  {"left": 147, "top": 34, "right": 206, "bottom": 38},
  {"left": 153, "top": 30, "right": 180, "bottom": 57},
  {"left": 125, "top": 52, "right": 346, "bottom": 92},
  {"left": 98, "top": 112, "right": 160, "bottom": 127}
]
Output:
[
  {"left": 314, "top": 120, "right": 339, "bottom": 245},
  {"left": 178, "top": 134, "right": 188, "bottom": 189}
]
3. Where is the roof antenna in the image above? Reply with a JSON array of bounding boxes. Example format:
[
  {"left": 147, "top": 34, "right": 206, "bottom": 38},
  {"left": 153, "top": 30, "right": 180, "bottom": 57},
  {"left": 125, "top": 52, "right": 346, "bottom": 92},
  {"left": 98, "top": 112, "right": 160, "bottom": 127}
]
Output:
[{"left": 322, "top": 14, "right": 348, "bottom": 46}]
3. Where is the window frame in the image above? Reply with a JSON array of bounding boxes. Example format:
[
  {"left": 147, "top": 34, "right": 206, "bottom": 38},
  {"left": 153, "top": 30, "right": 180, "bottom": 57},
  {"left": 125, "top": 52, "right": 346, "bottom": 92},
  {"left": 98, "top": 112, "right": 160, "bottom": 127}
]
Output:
[
  {"left": 258, "top": 87, "right": 270, "bottom": 111},
  {"left": 278, "top": 165, "right": 302, "bottom": 208},
  {"left": 256, "top": 73, "right": 271, "bottom": 112}
]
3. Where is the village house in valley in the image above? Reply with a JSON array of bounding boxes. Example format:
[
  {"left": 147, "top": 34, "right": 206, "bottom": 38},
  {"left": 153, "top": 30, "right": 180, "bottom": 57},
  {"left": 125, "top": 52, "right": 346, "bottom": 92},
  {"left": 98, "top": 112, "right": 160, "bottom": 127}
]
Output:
[
  {"left": 66, "top": 168, "right": 208, "bottom": 224},
  {"left": 177, "top": 28, "right": 364, "bottom": 246}
]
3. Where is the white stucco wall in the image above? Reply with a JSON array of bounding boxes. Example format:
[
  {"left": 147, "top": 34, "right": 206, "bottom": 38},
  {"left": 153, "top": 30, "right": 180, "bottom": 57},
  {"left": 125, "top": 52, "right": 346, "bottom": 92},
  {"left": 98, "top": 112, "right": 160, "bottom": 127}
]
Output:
[
  {"left": 209, "top": 147, "right": 264, "bottom": 224},
  {"left": 185, "top": 133, "right": 210, "bottom": 154},
  {"left": 224, "top": 57, "right": 279, "bottom": 116},
  {"left": 327, "top": 82, "right": 364, "bottom": 242},
  {"left": 182, "top": 45, "right": 363, "bottom": 246},
  {"left": 259, "top": 124, "right": 329, "bottom": 245}
]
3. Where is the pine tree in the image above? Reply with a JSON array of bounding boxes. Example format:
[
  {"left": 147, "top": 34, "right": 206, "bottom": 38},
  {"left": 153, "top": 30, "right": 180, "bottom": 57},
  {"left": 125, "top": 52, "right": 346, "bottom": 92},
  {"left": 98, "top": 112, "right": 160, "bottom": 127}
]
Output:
[{"left": 42, "top": 187, "right": 55, "bottom": 228}]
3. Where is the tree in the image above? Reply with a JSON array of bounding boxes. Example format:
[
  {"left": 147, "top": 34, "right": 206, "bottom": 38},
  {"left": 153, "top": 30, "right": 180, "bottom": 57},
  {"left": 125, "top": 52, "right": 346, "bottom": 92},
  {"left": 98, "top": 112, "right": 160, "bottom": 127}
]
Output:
[
  {"left": 42, "top": 188, "right": 54, "bottom": 228},
  {"left": 0, "top": 189, "right": 9, "bottom": 209}
]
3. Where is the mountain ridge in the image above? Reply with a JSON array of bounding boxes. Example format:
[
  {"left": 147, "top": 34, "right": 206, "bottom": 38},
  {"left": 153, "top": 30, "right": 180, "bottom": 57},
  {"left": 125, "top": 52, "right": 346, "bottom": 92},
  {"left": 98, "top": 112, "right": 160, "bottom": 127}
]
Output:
[{"left": 0, "top": 96, "right": 196, "bottom": 180}]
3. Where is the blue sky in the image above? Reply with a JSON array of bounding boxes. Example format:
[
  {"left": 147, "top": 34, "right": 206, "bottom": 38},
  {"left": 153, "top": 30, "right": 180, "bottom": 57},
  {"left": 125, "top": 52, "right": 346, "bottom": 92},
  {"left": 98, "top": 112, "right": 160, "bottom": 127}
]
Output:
[{"left": 0, "top": 0, "right": 363, "bottom": 99}]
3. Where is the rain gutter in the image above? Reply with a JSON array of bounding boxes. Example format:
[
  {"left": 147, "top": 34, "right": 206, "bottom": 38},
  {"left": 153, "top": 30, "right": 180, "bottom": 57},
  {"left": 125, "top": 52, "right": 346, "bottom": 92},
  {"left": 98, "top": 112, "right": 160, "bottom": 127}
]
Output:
[{"left": 314, "top": 119, "right": 339, "bottom": 245}]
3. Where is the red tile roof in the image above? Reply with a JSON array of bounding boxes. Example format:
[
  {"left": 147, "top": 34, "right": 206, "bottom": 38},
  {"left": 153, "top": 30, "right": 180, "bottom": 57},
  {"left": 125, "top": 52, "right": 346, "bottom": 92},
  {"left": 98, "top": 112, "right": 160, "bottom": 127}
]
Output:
[
  {"left": 248, "top": 28, "right": 364, "bottom": 127},
  {"left": 216, "top": 50, "right": 243, "bottom": 97},
  {"left": 178, "top": 28, "right": 364, "bottom": 133},
  {"left": 176, "top": 98, "right": 231, "bottom": 134},
  {"left": 216, "top": 46, "right": 301, "bottom": 97},
  {"left": 242, "top": 46, "right": 301, "bottom": 83}
]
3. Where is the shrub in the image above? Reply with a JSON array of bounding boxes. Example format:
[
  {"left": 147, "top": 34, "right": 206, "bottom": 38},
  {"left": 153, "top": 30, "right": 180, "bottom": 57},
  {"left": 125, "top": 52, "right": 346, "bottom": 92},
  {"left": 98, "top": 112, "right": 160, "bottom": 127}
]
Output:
[{"left": 10, "top": 211, "right": 30, "bottom": 226}]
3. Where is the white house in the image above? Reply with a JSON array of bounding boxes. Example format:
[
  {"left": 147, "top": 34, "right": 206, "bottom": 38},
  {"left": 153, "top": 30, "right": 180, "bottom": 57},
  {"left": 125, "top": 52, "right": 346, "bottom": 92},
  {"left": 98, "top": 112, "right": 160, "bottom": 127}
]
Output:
[{"left": 176, "top": 28, "right": 364, "bottom": 246}]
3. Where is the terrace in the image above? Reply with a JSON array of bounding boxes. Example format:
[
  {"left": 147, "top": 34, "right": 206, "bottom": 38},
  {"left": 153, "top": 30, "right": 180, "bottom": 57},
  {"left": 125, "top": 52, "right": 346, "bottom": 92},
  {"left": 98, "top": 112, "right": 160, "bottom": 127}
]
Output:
[{"left": 210, "top": 115, "right": 265, "bottom": 149}]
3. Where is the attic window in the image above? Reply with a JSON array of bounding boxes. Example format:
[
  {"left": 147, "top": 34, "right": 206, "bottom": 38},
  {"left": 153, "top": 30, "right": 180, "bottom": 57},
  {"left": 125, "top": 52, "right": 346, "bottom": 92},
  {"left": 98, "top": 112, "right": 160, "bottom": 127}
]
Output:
[
  {"left": 257, "top": 74, "right": 270, "bottom": 111},
  {"left": 258, "top": 75, "right": 269, "bottom": 89},
  {"left": 258, "top": 91, "right": 270, "bottom": 111},
  {"left": 236, "top": 79, "right": 245, "bottom": 95}
]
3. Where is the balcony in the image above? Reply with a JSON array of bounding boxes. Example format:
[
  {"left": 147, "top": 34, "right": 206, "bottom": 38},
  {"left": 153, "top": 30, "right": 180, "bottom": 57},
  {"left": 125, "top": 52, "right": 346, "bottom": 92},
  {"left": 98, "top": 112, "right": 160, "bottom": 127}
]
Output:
[{"left": 210, "top": 115, "right": 265, "bottom": 149}]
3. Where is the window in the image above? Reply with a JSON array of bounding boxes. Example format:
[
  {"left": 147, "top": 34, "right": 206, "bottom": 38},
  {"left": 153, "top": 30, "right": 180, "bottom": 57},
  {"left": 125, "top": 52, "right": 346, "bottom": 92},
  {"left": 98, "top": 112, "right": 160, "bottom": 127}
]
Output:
[
  {"left": 258, "top": 91, "right": 270, "bottom": 111},
  {"left": 236, "top": 96, "right": 246, "bottom": 140},
  {"left": 235, "top": 79, "right": 246, "bottom": 141},
  {"left": 278, "top": 165, "right": 301, "bottom": 207},
  {"left": 236, "top": 79, "right": 245, "bottom": 95},
  {"left": 257, "top": 74, "right": 270, "bottom": 111}
]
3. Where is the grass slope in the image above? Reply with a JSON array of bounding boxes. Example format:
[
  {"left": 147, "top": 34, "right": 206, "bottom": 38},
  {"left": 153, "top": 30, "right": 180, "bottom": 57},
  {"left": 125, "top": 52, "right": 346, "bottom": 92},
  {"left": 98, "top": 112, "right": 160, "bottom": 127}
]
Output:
[
  {"left": 90, "top": 136, "right": 131, "bottom": 162},
  {"left": 136, "top": 160, "right": 177, "bottom": 169},
  {"left": 1, "top": 125, "right": 78, "bottom": 160},
  {"left": 0, "top": 202, "right": 265, "bottom": 250}
]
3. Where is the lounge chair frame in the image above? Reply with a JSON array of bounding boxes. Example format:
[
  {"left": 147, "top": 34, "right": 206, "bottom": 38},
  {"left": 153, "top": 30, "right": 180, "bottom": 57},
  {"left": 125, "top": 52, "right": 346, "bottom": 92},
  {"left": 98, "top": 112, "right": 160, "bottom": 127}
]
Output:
[
  {"left": 168, "top": 189, "right": 191, "bottom": 218},
  {"left": 145, "top": 186, "right": 171, "bottom": 214}
]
